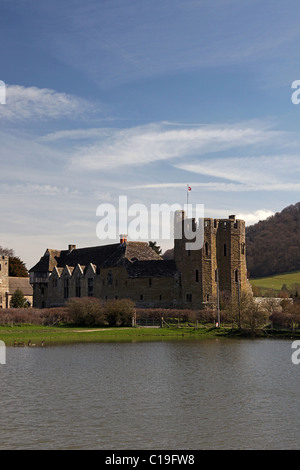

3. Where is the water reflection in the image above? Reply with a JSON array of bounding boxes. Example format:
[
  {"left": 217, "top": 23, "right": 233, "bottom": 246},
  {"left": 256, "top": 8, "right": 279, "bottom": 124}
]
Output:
[{"left": 0, "top": 339, "right": 298, "bottom": 449}]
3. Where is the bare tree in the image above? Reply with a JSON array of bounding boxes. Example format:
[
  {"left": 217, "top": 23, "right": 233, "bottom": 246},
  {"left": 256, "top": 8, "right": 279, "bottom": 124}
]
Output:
[{"left": 0, "top": 246, "right": 14, "bottom": 257}]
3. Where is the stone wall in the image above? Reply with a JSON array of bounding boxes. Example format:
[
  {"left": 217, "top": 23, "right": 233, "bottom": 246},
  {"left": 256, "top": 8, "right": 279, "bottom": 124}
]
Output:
[{"left": 39, "top": 264, "right": 178, "bottom": 309}]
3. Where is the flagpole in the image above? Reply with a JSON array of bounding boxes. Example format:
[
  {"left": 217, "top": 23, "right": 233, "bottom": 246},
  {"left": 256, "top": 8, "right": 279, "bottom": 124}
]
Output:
[{"left": 187, "top": 184, "right": 191, "bottom": 206}]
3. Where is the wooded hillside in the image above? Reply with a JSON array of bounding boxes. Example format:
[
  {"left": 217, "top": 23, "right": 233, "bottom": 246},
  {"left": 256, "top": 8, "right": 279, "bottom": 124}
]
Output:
[{"left": 246, "top": 202, "right": 300, "bottom": 278}]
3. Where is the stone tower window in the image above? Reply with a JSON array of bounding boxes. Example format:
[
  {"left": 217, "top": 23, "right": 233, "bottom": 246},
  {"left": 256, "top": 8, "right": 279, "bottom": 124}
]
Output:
[
  {"left": 241, "top": 243, "right": 245, "bottom": 255},
  {"left": 76, "top": 277, "right": 81, "bottom": 297},
  {"left": 107, "top": 271, "right": 113, "bottom": 285},
  {"left": 64, "top": 278, "right": 69, "bottom": 299},
  {"left": 205, "top": 242, "right": 209, "bottom": 256},
  {"left": 235, "top": 269, "right": 239, "bottom": 283},
  {"left": 88, "top": 277, "right": 94, "bottom": 297},
  {"left": 224, "top": 244, "right": 227, "bottom": 256},
  {"left": 195, "top": 269, "right": 199, "bottom": 282}
]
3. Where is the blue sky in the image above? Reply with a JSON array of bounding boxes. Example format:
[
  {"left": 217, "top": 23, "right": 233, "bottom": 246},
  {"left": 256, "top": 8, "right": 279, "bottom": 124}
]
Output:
[{"left": 1, "top": 0, "right": 300, "bottom": 268}]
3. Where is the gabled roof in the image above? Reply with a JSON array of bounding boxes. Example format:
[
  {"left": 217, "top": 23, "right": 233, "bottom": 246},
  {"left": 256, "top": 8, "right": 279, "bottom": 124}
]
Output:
[
  {"left": 30, "top": 241, "right": 177, "bottom": 279},
  {"left": 30, "top": 241, "right": 163, "bottom": 273},
  {"left": 29, "top": 249, "right": 62, "bottom": 273},
  {"left": 30, "top": 243, "right": 120, "bottom": 273}
]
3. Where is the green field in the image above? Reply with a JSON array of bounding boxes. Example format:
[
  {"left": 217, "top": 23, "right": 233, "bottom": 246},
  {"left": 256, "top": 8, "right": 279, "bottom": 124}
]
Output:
[
  {"left": 0, "top": 324, "right": 228, "bottom": 347},
  {"left": 250, "top": 270, "right": 300, "bottom": 295}
]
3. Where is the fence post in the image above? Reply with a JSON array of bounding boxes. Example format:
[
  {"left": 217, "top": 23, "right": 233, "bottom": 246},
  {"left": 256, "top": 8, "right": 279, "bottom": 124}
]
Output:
[{"left": 132, "top": 309, "right": 136, "bottom": 327}]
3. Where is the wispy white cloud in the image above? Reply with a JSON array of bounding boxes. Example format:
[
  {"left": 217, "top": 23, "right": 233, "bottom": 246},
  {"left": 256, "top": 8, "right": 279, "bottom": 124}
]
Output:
[
  {"left": 0, "top": 183, "right": 80, "bottom": 196},
  {"left": 0, "top": 84, "right": 96, "bottom": 120},
  {"left": 69, "top": 121, "right": 284, "bottom": 171},
  {"left": 129, "top": 181, "right": 300, "bottom": 192},
  {"left": 175, "top": 154, "right": 300, "bottom": 190},
  {"left": 39, "top": 128, "right": 113, "bottom": 142}
]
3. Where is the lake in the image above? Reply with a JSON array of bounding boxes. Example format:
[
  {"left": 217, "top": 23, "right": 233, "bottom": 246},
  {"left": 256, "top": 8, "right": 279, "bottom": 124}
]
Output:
[{"left": 0, "top": 338, "right": 299, "bottom": 450}]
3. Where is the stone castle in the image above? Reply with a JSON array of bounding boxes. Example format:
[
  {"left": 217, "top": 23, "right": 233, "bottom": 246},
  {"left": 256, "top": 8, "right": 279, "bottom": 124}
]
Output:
[{"left": 29, "top": 212, "right": 251, "bottom": 309}]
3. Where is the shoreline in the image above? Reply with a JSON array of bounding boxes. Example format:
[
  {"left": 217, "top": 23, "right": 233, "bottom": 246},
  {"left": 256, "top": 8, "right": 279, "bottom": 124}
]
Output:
[{"left": 1, "top": 324, "right": 300, "bottom": 347}]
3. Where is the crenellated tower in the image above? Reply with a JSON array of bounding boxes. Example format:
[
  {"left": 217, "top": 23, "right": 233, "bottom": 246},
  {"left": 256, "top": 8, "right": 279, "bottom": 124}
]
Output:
[{"left": 174, "top": 211, "right": 250, "bottom": 309}]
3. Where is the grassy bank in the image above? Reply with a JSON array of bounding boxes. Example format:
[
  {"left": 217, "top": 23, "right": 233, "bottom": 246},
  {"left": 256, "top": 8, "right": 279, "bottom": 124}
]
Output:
[
  {"left": 0, "top": 324, "right": 231, "bottom": 346},
  {"left": 1, "top": 324, "right": 300, "bottom": 346}
]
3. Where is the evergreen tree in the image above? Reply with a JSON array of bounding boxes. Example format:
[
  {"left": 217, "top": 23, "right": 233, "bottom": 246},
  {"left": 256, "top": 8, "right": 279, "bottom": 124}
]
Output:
[
  {"left": 0, "top": 246, "right": 28, "bottom": 277},
  {"left": 10, "top": 288, "right": 28, "bottom": 308},
  {"left": 148, "top": 241, "right": 162, "bottom": 255},
  {"left": 9, "top": 256, "right": 28, "bottom": 277}
]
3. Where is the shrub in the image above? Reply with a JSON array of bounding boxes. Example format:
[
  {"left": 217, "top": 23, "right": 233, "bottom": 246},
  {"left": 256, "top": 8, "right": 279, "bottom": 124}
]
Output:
[
  {"left": 104, "top": 298, "right": 135, "bottom": 326},
  {"left": 66, "top": 297, "right": 105, "bottom": 326},
  {"left": 135, "top": 308, "right": 212, "bottom": 324},
  {"left": 0, "top": 307, "right": 69, "bottom": 326}
]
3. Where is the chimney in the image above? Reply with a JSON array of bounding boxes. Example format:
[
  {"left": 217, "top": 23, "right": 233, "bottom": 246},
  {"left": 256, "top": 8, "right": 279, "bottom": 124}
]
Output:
[
  {"left": 68, "top": 244, "right": 76, "bottom": 252},
  {"left": 119, "top": 234, "right": 127, "bottom": 244},
  {"left": 229, "top": 215, "right": 236, "bottom": 221}
]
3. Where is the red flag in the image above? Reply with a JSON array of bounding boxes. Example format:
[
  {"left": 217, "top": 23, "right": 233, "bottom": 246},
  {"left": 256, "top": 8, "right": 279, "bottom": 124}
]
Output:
[{"left": 187, "top": 185, "right": 191, "bottom": 191}]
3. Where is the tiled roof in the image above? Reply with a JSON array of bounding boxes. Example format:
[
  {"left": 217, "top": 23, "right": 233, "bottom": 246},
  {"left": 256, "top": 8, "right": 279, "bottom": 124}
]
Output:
[
  {"left": 30, "top": 242, "right": 163, "bottom": 271},
  {"left": 125, "top": 259, "right": 177, "bottom": 278},
  {"left": 102, "top": 242, "right": 162, "bottom": 268},
  {"left": 9, "top": 277, "right": 33, "bottom": 296},
  {"left": 30, "top": 243, "right": 119, "bottom": 273}
]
